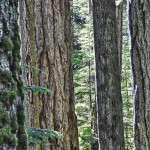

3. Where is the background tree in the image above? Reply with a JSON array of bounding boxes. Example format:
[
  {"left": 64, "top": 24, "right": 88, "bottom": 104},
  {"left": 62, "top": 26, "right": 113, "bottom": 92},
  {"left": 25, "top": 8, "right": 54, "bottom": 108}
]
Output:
[
  {"left": 19, "top": 0, "right": 79, "bottom": 149},
  {"left": 128, "top": 0, "right": 150, "bottom": 149},
  {"left": 72, "top": 0, "right": 96, "bottom": 149},
  {"left": 122, "top": 1, "right": 133, "bottom": 149},
  {"left": 0, "top": 0, "right": 27, "bottom": 149},
  {"left": 93, "top": 0, "right": 125, "bottom": 149},
  {"left": 73, "top": 1, "right": 133, "bottom": 149}
]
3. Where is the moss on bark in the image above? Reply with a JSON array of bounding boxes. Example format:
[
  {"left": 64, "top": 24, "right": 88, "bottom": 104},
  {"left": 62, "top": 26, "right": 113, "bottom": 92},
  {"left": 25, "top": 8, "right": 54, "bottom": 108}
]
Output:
[{"left": 0, "top": 0, "right": 27, "bottom": 149}]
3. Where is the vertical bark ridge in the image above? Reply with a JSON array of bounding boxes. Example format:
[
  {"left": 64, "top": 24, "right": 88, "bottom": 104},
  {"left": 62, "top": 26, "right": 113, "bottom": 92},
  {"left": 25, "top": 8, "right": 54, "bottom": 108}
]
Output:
[
  {"left": 129, "top": 0, "right": 150, "bottom": 149},
  {"left": 93, "top": 0, "right": 125, "bottom": 149},
  {"left": 20, "top": 0, "right": 79, "bottom": 149},
  {"left": 0, "top": 0, "right": 27, "bottom": 149}
]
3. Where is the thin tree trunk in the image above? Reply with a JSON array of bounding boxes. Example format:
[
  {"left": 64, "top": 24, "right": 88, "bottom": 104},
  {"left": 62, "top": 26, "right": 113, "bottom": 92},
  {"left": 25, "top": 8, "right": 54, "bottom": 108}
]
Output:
[
  {"left": 88, "top": 0, "right": 93, "bottom": 14},
  {"left": 0, "top": 0, "right": 27, "bottom": 149},
  {"left": 128, "top": 0, "right": 150, "bottom": 149},
  {"left": 93, "top": 0, "right": 125, "bottom": 149},
  {"left": 19, "top": 0, "right": 79, "bottom": 150},
  {"left": 116, "top": 1, "right": 123, "bottom": 73},
  {"left": 91, "top": 102, "right": 99, "bottom": 150}
]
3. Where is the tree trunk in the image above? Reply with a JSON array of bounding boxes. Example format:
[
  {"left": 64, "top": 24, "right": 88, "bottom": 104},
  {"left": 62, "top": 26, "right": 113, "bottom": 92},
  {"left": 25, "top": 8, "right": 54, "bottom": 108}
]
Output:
[
  {"left": 116, "top": 1, "right": 123, "bottom": 74},
  {"left": 128, "top": 0, "right": 150, "bottom": 149},
  {"left": 19, "top": 0, "right": 79, "bottom": 150},
  {"left": 91, "top": 102, "right": 99, "bottom": 150},
  {"left": 0, "top": 0, "right": 27, "bottom": 149},
  {"left": 93, "top": 0, "right": 125, "bottom": 149}
]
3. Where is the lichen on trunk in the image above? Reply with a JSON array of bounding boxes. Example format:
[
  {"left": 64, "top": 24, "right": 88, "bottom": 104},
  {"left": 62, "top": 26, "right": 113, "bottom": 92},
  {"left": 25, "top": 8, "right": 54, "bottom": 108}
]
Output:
[{"left": 0, "top": 0, "right": 27, "bottom": 149}]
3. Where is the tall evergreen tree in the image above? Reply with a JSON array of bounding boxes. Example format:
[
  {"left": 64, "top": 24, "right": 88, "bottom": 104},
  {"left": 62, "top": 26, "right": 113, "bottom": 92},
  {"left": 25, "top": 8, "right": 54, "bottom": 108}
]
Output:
[
  {"left": 128, "top": 0, "right": 150, "bottom": 149},
  {"left": 0, "top": 0, "right": 27, "bottom": 149},
  {"left": 93, "top": 0, "right": 125, "bottom": 149},
  {"left": 19, "top": 0, "right": 79, "bottom": 149}
]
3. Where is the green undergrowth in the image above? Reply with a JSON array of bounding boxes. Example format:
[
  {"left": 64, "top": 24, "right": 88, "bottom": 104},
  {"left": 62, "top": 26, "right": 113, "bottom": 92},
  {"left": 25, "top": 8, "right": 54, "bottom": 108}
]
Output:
[{"left": 27, "top": 128, "right": 61, "bottom": 146}]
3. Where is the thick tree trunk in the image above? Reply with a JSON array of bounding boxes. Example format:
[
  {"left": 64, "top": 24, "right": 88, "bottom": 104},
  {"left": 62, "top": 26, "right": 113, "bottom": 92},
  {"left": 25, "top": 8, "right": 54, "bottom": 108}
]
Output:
[
  {"left": 19, "top": 0, "right": 79, "bottom": 150},
  {"left": 128, "top": 1, "right": 150, "bottom": 149},
  {"left": 0, "top": 0, "right": 27, "bottom": 149},
  {"left": 93, "top": 0, "right": 125, "bottom": 149},
  {"left": 91, "top": 2, "right": 123, "bottom": 150}
]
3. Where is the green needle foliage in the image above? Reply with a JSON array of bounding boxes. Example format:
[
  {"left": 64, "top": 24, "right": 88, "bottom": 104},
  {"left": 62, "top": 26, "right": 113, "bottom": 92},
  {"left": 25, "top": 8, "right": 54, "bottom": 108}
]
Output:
[
  {"left": 27, "top": 128, "right": 61, "bottom": 145},
  {"left": 79, "top": 127, "right": 97, "bottom": 148},
  {"left": 24, "top": 85, "right": 50, "bottom": 93}
]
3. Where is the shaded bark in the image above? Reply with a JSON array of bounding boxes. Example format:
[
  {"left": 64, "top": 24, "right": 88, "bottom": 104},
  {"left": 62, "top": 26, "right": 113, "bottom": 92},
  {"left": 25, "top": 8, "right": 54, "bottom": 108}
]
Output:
[
  {"left": 88, "top": 0, "right": 93, "bottom": 14},
  {"left": 116, "top": 1, "right": 123, "bottom": 73},
  {"left": 93, "top": 0, "right": 125, "bottom": 149},
  {"left": 91, "top": 103, "right": 99, "bottom": 150},
  {"left": 128, "top": 0, "right": 150, "bottom": 149},
  {"left": 19, "top": 0, "right": 79, "bottom": 150},
  {"left": 0, "top": 0, "right": 27, "bottom": 149}
]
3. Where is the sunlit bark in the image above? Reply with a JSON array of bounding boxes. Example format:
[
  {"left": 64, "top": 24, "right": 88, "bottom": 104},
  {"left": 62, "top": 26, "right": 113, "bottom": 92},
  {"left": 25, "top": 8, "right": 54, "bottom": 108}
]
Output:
[{"left": 19, "top": 0, "right": 79, "bottom": 149}]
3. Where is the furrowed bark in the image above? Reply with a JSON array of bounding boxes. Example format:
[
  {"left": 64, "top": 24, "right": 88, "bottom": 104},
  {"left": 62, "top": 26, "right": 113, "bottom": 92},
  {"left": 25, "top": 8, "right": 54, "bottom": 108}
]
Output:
[
  {"left": 93, "top": 0, "right": 125, "bottom": 149},
  {"left": 19, "top": 0, "right": 79, "bottom": 149},
  {"left": 0, "top": 0, "right": 27, "bottom": 149},
  {"left": 128, "top": 0, "right": 150, "bottom": 149}
]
